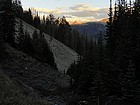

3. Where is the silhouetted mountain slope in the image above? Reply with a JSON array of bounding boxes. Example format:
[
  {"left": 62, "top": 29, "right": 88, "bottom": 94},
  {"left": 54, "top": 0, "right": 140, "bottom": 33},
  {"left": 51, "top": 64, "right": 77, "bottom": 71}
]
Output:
[
  {"left": 16, "top": 19, "right": 78, "bottom": 72},
  {"left": 72, "top": 22, "right": 106, "bottom": 36},
  {"left": 0, "top": 44, "right": 70, "bottom": 105}
]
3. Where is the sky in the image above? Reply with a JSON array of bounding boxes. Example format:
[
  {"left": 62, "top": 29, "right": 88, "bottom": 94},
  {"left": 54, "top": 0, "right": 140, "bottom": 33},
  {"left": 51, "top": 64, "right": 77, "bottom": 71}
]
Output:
[{"left": 21, "top": 0, "right": 115, "bottom": 24}]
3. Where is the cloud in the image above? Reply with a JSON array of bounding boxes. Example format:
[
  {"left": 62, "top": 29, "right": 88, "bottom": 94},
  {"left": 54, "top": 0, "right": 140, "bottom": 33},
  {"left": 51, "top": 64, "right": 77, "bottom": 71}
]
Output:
[
  {"left": 31, "top": 7, "right": 64, "bottom": 14},
  {"left": 70, "top": 3, "right": 99, "bottom": 11},
  {"left": 67, "top": 3, "right": 108, "bottom": 18},
  {"left": 32, "top": 3, "right": 108, "bottom": 23},
  {"left": 64, "top": 15, "right": 73, "bottom": 18}
]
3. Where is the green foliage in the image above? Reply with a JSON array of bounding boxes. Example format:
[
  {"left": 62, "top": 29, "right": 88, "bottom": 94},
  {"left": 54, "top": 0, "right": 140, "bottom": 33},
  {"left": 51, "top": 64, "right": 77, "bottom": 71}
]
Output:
[
  {"left": 105, "top": 0, "right": 140, "bottom": 104},
  {"left": 67, "top": 2, "right": 140, "bottom": 102},
  {"left": 67, "top": 33, "right": 109, "bottom": 104},
  {"left": 106, "top": 0, "right": 140, "bottom": 71}
]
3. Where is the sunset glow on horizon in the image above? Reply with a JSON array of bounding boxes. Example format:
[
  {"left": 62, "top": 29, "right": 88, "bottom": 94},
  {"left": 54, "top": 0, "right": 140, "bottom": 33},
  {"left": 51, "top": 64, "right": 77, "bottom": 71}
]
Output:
[{"left": 21, "top": 0, "right": 115, "bottom": 23}]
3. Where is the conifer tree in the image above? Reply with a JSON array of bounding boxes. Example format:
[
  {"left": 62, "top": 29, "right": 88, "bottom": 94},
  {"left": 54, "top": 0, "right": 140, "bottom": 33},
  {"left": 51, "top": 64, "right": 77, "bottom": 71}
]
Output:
[
  {"left": 28, "top": 8, "right": 33, "bottom": 25},
  {"left": 121, "top": 60, "right": 140, "bottom": 105},
  {"left": 32, "top": 29, "right": 40, "bottom": 56},
  {"left": 13, "top": 0, "right": 23, "bottom": 17},
  {"left": 130, "top": 0, "right": 140, "bottom": 78},
  {"left": 33, "top": 13, "right": 41, "bottom": 29},
  {"left": 90, "top": 70, "right": 105, "bottom": 105},
  {"left": 31, "top": 29, "right": 56, "bottom": 68},
  {"left": 0, "top": 0, "right": 5, "bottom": 55},
  {"left": 1, "top": 0, "right": 15, "bottom": 46},
  {"left": 22, "top": 8, "right": 33, "bottom": 25},
  {"left": 24, "top": 30, "right": 33, "bottom": 55},
  {"left": 0, "top": 17, "right": 5, "bottom": 59},
  {"left": 106, "top": 0, "right": 114, "bottom": 60},
  {"left": 17, "top": 19, "right": 24, "bottom": 50}
]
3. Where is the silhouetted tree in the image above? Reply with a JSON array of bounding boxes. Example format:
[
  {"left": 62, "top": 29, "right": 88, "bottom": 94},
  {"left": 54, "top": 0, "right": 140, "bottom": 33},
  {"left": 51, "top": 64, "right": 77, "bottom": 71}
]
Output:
[
  {"left": 106, "top": 0, "right": 114, "bottom": 60},
  {"left": 121, "top": 60, "right": 140, "bottom": 105},
  {"left": 17, "top": 19, "right": 24, "bottom": 50},
  {"left": 1, "top": 0, "right": 15, "bottom": 46},
  {"left": 22, "top": 8, "right": 33, "bottom": 25},
  {"left": 24, "top": 30, "right": 33, "bottom": 55}
]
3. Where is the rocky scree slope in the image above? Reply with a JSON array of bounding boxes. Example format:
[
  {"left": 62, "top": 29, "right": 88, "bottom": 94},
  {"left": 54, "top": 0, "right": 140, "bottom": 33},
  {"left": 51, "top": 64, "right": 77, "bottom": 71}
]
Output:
[{"left": 16, "top": 19, "right": 78, "bottom": 72}]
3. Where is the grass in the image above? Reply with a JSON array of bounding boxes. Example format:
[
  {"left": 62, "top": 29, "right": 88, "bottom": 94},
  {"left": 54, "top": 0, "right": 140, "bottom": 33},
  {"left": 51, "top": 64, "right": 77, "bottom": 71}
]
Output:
[{"left": 0, "top": 70, "right": 51, "bottom": 105}]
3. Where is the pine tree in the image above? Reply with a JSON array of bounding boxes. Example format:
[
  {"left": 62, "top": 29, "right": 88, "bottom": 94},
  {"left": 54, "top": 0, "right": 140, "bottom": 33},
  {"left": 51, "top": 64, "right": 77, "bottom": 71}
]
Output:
[
  {"left": 17, "top": 19, "right": 25, "bottom": 50},
  {"left": 28, "top": 8, "right": 33, "bottom": 25},
  {"left": 22, "top": 8, "right": 33, "bottom": 25},
  {"left": 130, "top": 0, "right": 140, "bottom": 79},
  {"left": 33, "top": 13, "right": 41, "bottom": 29},
  {"left": 0, "top": 15, "right": 5, "bottom": 60},
  {"left": 0, "top": 0, "right": 4, "bottom": 49},
  {"left": 97, "top": 32, "right": 104, "bottom": 60},
  {"left": 106, "top": 0, "right": 114, "bottom": 60},
  {"left": 32, "top": 29, "right": 40, "bottom": 56},
  {"left": 89, "top": 70, "right": 105, "bottom": 105},
  {"left": 1, "top": 0, "right": 15, "bottom": 46},
  {"left": 13, "top": 0, "right": 23, "bottom": 18},
  {"left": 32, "top": 29, "right": 57, "bottom": 68},
  {"left": 121, "top": 60, "right": 140, "bottom": 105},
  {"left": 24, "top": 30, "right": 33, "bottom": 55},
  {"left": 32, "top": 29, "right": 39, "bottom": 42}
]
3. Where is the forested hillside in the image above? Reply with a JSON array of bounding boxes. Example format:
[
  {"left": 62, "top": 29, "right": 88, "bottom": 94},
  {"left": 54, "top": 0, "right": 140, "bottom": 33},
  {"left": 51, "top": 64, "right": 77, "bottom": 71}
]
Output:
[
  {"left": 0, "top": 0, "right": 140, "bottom": 105},
  {"left": 0, "top": 0, "right": 72, "bottom": 104},
  {"left": 67, "top": 0, "right": 140, "bottom": 105},
  {"left": 16, "top": 19, "right": 78, "bottom": 72}
]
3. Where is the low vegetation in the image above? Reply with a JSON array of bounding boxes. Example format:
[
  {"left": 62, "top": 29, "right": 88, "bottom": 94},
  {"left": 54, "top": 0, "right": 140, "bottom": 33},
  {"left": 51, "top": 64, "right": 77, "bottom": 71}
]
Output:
[{"left": 0, "top": 70, "right": 51, "bottom": 105}]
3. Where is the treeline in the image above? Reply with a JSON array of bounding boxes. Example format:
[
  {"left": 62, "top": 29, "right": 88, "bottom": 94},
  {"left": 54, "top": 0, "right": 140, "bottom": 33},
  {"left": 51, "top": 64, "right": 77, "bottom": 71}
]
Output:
[
  {"left": 0, "top": 0, "right": 56, "bottom": 68},
  {"left": 17, "top": 19, "right": 56, "bottom": 68},
  {"left": 21, "top": 8, "right": 93, "bottom": 56},
  {"left": 66, "top": 0, "right": 140, "bottom": 105}
]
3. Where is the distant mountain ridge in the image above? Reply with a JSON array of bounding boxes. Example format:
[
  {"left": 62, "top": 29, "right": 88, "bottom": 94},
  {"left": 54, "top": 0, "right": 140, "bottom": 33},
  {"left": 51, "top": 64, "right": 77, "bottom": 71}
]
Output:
[{"left": 72, "top": 22, "right": 106, "bottom": 36}]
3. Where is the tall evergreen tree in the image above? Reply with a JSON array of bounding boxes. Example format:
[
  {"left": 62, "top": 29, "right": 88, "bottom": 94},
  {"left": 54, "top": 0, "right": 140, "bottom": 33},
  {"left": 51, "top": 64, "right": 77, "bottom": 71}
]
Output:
[
  {"left": 22, "top": 8, "right": 33, "bottom": 25},
  {"left": 130, "top": 0, "right": 140, "bottom": 78},
  {"left": 0, "top": 11, "right": 5, "bottom": 59},
  {"left": 17, "top": 19, "right": 24, "bottom": 50},
  {"left": 13, "top": 0, "right": 23, "bottom": 18},
  {"left": 31, "top": 29, "right": 57, "bottom": 68},
  {"left": 106, "top": 0, "right": 114, "bottom": 60},
  {"left": 0, "top": 0, "right": 5, "bottom": 55},
  {"left": 1, "top": 0, "right": 15, "bottom": 46},
  {"left": 33, "top": 13, "right": 41, "bottom": 29},
  {"left": 24, "top": 30, "right": 33, "bottom": 55},
  {"left": 121, "top": 60, "right": 140, "bottom": 105}
]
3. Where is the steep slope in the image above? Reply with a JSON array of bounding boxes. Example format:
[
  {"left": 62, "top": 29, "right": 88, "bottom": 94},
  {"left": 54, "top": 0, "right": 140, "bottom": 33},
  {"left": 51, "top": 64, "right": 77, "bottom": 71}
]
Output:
[
  {"left": 0, "top": 44, "right": 70, "bottom": 105},
  {"left": 16, "top": 19, "right": 78, "bottom": 72},
  {"left": 0, "top": 70, "right": 50, "bottom": 105}
]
